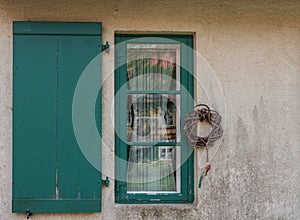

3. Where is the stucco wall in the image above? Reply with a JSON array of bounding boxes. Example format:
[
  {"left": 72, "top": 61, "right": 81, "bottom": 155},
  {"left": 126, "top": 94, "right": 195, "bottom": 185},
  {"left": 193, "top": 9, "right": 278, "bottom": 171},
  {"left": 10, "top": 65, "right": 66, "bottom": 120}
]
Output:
[{"left": 0, "top": 0, "right": 299, "bottom": 219}]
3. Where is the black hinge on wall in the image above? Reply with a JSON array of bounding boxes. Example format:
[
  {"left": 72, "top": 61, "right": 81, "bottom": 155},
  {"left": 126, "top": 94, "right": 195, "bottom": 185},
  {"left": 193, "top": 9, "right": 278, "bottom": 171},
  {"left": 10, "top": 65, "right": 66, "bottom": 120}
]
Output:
[
  {"left": 102, "top": 41, "right": 109, "bottom": 52},
  {"left": 102, "top": 176, "right": 110, "bottom": 187}
]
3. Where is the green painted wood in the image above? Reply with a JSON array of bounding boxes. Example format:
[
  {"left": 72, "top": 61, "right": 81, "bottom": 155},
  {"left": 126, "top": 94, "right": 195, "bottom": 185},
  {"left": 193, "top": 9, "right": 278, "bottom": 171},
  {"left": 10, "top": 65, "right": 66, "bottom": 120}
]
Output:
[
  {"left": 187, "top": 36, "right": 195, "bottom": 203},
  {"left": 13, "top": 35, "right": 57, "bottom": 200},
  {"left": 114, "top": 37, "right": 128, "bottom": 202},
  {"left": 13, "top": 22, "right": 102, "bottom": 213},
  {"left": 12, "top": 199, "right": 101, "bottom": 213},
  {"left": 114, "top": 34, "right": 194, "bottom": 204},
  {"left": 57, "top": 35, "right": 101, "bottom": 200},
  {"left": 179, "top": 36, "right": 192, "bottom": 202},
  {"left": 13, "top": 21, "right": 102, "bottom": 35}
]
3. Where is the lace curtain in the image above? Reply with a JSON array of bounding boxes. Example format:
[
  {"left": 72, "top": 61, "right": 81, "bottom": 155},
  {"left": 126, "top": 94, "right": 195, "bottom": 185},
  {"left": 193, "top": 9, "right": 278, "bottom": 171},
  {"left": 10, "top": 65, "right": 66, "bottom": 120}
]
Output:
[{"left": 126, "top": 47, "right": 179, "bottom": 192}]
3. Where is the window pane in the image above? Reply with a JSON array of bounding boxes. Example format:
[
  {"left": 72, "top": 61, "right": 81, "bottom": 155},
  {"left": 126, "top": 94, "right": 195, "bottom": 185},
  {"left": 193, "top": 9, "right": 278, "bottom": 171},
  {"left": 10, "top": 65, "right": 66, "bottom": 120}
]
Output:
[
  {"left": 127, "top": 44, "right": 180, "bottom": 91},
  {"left": 127, "top": 146, "right": 181, "bottom": 193},
  {"left": 127, "top": 94, "right": 180, "bottom": 142}
]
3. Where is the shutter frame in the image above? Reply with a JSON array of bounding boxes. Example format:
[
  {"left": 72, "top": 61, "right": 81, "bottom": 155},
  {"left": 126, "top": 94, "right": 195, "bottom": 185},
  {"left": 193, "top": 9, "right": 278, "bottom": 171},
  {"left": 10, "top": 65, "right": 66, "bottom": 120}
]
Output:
[
  {"left": 13, "top": 22, "right": 102, "bottom": 213},
  {"left": 13, "top": 21, "right": 102, "bottom": 35}
]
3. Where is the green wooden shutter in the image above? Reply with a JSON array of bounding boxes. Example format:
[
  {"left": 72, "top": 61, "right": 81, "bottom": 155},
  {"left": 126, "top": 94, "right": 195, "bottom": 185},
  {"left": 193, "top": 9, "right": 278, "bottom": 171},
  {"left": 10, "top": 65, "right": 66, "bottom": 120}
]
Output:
[{"left": 13, "top": 22, "right": 102, "bottom": 213}]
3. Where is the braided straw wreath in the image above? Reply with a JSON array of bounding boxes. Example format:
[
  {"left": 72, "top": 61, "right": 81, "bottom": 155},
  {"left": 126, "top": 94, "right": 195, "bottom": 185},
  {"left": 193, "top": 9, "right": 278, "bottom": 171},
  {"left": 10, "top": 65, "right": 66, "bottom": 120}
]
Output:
[{"left": 183, "top": 104, "right": 223, "bottom": 147}]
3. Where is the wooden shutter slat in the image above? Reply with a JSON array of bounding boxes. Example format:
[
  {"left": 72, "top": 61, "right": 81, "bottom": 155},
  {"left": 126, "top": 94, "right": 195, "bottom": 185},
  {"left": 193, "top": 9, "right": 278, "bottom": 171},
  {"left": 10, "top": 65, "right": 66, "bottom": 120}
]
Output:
[{"left": 13, "top": 35, "right": 57, "bottom": 200}]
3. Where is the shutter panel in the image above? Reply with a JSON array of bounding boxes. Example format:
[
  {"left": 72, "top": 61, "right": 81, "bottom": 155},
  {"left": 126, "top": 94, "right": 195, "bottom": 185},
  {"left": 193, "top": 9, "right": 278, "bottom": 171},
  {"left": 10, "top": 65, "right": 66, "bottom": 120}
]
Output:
[{"left": 13, "top": 22, "right": 102, "bottom": 213}]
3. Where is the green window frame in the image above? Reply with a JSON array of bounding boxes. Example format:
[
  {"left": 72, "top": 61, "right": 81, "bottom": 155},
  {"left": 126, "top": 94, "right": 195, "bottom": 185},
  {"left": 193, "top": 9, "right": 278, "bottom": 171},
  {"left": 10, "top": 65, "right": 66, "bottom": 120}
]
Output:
[
  {"left": 13, "top": 22, "right": 102, "bottom": 213},
  {"left": 115, "top": 34, "right": 194, "bottom": 203}
]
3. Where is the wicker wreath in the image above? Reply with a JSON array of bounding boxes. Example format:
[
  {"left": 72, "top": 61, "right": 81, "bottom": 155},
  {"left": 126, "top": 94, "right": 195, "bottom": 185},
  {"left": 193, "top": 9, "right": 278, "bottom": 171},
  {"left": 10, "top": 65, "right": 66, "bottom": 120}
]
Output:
[{"left": 183, "top": 104, "right": 223, "bottom": 147}]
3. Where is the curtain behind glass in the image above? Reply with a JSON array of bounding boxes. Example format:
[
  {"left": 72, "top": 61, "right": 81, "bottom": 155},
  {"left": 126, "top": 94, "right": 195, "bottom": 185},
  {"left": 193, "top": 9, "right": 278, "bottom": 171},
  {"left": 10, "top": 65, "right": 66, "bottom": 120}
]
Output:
[{"left": 126, "top": 46, "right": 179, "bottom": 192}]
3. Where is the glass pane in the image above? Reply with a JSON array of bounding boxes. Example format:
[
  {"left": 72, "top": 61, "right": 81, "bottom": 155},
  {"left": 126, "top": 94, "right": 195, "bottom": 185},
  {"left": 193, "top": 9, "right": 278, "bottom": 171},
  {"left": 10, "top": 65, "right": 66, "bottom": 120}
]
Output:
[
  {"left": 127, "top": 44, "right": 180, "bottom": 91},
  {"left": 127, "top": 94, "right": 180, "bottom": 142},
  {"left": 127, "top": 146, "right": 180, "bottom": 193}
]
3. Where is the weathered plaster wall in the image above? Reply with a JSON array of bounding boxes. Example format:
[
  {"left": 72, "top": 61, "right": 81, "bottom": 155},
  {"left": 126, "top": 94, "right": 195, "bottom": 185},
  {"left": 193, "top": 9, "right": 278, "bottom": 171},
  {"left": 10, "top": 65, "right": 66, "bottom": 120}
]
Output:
[{"left": 0, "top": 0, "right": 299, "bottom": 219}]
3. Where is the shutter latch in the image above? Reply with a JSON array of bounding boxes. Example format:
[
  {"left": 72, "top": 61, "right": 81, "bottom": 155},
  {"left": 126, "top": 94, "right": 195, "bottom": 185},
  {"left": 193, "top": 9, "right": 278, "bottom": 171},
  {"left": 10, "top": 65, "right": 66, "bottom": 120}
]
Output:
[
  {"left": 102, "top": 41, "right": 109, "bottom": 52},
  {"left": 26, "top": 209, "right": 32, "bottom": 219}
]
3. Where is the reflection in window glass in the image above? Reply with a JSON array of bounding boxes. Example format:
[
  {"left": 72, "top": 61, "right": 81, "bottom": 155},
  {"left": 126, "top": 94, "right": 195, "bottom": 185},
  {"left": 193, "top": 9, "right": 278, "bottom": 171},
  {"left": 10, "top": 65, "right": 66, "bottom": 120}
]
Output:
[
  {"left": 125, "top": 43, "right": 183, "bottom": 194},
  {"left": 127, "top": 146, "right": 180, "bottom": 193},
  {"left": 127, "top": 94, "right": 180, "bottom": 142},
  {"left": 127, "top": 44, "right": 180, "bottom": 91}
]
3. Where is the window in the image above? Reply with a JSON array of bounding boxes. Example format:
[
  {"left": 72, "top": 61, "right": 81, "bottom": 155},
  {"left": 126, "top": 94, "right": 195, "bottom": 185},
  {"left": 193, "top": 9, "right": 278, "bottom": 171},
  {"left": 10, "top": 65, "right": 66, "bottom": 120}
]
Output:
[
  {"left": 13, "top": 22, "right": 102, "bottom": 213},
  {"left": 115, "top": 34, "right": 194, "bottom": 203}
]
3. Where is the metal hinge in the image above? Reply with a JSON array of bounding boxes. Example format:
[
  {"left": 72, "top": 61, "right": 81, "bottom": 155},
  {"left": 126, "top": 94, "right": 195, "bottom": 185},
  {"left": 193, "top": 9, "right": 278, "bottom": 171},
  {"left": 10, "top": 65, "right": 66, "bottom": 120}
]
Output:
[
  {"left": 102, "top": 41, "right": 109, "bottom": 52},
  {"left": 101, "top": 176, "right": 110, "bottom": 187}
]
